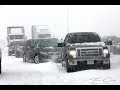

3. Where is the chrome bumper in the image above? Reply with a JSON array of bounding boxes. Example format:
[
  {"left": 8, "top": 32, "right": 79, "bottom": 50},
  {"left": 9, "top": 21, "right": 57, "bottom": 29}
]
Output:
[{"left": 68, "top": 56, "right": 110, "bottom": 65}]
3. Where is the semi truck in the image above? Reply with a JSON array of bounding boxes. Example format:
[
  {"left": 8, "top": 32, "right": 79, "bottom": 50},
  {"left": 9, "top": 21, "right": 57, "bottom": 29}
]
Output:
[
  {"left": 7, "top": 26, "right": 26, "bottom": 56},
  {"left": 7, "top": 26, "right": 26, "bottom": 44},
  {"left": 32, "top": 25, "right": 52, "bottom": 39}
]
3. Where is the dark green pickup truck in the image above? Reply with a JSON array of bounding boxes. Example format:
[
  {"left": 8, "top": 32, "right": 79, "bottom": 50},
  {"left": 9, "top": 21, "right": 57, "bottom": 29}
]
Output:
[{"left": 58, "top": 32, "right": 112, "bottom": 72}]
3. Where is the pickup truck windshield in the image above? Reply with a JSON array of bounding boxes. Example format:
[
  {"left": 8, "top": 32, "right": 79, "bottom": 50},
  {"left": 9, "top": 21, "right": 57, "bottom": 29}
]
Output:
[
  {"left": 36, "top": 38, "right": 58, "bottom": 47},
  {"left": 68, "top": 34, "right": 101, "bottom": 43}
]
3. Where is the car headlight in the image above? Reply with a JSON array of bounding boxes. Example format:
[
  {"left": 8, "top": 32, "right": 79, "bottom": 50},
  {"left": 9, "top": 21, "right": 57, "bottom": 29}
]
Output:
[
  {"left": 69, "top": 50, "right": 76, "bottom": 58},
  {"left": 103, "top": 49, "right": 109, "bottom": 54}
]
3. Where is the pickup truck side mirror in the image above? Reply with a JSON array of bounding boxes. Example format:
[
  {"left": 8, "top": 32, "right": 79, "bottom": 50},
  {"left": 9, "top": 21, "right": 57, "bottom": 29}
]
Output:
[
  {"left": 58, "top": 43, "right": 65, "bottom": 47},
  {"left": 105, "top": 40, "right": 112, "bottom": 45}
]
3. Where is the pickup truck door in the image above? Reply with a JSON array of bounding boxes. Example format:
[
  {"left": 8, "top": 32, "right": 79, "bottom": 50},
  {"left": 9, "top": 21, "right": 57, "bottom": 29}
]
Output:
[{"left": 62, "top": 35, "right": 69, "bottom": 61}]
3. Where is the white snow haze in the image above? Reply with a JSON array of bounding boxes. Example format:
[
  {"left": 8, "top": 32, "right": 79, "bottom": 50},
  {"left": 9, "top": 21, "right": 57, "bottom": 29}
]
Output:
[
  {"left": 1, "top": 5, "right": 120, "bottom": 85},
  {"left": 0, "top": 5, "right": 120, "bottom": 43}
]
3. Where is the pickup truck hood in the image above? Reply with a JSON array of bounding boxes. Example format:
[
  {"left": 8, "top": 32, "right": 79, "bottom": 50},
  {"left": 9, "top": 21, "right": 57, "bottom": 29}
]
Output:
[{"left": 67, "top": 42, "right": 106, "bottom": 48}]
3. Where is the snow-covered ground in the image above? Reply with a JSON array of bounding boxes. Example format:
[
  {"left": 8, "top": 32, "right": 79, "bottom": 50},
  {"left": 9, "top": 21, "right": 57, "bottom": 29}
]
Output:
[{"left": 1, "top": 48, "right": 120, "bottom": 85}]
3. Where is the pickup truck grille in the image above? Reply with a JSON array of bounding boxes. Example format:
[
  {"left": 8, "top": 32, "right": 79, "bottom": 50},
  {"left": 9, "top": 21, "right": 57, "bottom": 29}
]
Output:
[{"left": 77, "top": 48, "right": 102, "bottom": 57}]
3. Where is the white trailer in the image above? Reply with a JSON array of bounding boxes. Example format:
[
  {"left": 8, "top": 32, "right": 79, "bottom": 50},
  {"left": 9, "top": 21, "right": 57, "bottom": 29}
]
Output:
[
  {"left": 32, "top": 25, "right": 52, "bottom": 39},
  {"left": 7, "top": 26, "right": 26, "bottom": 45}
]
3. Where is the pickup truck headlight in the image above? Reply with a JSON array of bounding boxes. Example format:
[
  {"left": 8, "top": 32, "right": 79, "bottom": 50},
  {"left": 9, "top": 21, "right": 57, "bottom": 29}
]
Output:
[
  {"left": 103, "top": 49, "right": 109, "bottom": 54},
  {"left": 103, "top": 49, "right": 109, "bottom": 57},
  {"left": 69, "top": 50, "right": 77, "bottom": 58}
]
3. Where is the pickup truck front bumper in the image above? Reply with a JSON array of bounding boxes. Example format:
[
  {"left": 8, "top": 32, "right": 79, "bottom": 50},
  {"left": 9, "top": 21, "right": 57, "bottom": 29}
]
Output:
[{"left": 68, "top": 56, "right": 110, "bottom": 65}]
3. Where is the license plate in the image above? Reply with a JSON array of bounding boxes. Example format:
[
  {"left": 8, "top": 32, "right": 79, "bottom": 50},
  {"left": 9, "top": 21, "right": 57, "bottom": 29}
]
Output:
[{"left": 87, "top": 60, "right": 94, "bottom": 64}]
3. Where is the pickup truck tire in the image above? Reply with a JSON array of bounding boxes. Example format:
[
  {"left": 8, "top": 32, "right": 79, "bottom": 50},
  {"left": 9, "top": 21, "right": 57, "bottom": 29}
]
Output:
[
  {"left": 66, "top": 61, "right": 76, "bottom": 73},
  {"left": 103, "top": 64, "right": 110, "bottom": 69},
  {"left": 66, "top": 65, "right": 77, "bottom": 73},
  {"left": 0, "top": 58, "right": 1, "bottom": 74},
  {"left": 66, "top": 66, "right": 73, "bottom": 72}
]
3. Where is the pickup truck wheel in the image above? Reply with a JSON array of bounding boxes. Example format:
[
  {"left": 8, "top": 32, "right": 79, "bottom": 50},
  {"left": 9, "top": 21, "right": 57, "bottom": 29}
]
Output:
[
  {"left": 103, "top": 64, "right": 110, "bottom": 69},
  {"left": 34, "top": 55, "right": 40, "bottom": 64},
  {"left": 66, "top": 61, "right": 75, "bottom": 72},
  {"left": 0, "top": 58, "right": 1, "bottom": 74},
  {"left": 66, "top": 66, "right": 75, "bottom": 73}
]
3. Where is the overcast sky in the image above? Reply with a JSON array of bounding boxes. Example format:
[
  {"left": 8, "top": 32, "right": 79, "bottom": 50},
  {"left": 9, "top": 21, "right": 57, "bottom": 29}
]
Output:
[{"left": 0, "top": 5, "right": 120, "bottom": 43}]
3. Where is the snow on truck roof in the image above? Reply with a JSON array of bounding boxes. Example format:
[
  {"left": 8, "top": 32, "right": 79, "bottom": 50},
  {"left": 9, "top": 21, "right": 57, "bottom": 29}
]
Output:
[
  {"left": 7, "top": 26, "right": 24, "bottom": 28},
  {"left": 9, "top": 34, "right": 24, "bottom": 35},
  {"left": 68, "top": 32, "right": 100, "bottom": 35}
]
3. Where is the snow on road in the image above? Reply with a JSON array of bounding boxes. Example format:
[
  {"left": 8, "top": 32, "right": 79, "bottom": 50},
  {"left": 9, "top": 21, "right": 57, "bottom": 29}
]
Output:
[{"left": 1, "top": 48, "right": 120, "bottom": 85}]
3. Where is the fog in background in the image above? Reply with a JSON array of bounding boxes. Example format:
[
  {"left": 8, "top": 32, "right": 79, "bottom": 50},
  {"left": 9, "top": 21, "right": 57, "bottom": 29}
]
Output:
[{"left": 0, "top": 5, "right": 120, "bottom": 44}]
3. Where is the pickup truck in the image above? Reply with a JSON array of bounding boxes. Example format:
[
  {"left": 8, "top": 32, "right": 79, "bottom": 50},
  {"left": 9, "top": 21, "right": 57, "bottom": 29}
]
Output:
[{"left": 58, "top": 32, "right": 112, "bottom": 72}]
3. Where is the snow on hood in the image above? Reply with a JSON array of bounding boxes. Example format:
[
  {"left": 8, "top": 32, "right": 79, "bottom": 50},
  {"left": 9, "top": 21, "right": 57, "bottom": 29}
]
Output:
[
  {"left": 67, "top": 42, "right": 106, "bottom": 47},
  {"left": 44, "top": 47, "right": 54, "bottom": 49}
]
